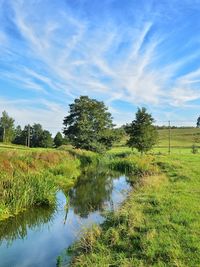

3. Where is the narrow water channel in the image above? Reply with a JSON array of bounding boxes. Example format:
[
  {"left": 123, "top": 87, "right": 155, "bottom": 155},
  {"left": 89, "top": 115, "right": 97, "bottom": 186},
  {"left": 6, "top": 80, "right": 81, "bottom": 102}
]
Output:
[{"left": 0, "top": 170, "right": 131, "bottom": 267}]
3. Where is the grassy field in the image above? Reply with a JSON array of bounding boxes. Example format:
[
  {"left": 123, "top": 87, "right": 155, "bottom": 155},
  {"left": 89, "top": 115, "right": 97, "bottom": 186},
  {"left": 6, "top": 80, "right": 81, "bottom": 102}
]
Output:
[
  {"left": 0, "top": 143, "right": 103, "bottom": 221},
  {"left": 111, "top": 127, "right": 200, "bottom": 155},
  {"left": 70, "top": 153, "right": 200, "bottom": 266},
  {"left": 0, "top": 148, "right": 81, "bottom": 220},
  {"left": 115, "top": 128, "right": 200, "bottom": 151},
  {"left": 157, "top": 128, "right": 200, "bottom": 147},
  {"left": 1, "top": 129, "right": 200, "bottom": 265}
]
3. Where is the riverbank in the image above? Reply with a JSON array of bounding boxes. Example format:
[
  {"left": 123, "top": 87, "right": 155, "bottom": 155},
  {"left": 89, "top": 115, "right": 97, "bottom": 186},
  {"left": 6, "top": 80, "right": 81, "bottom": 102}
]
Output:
[
  {"left": 0, "top": 149, "right": 81, "bottom": 220},
  {"left": 1, "top": 145, "right": 200, "bottom": 266},
  {"left": 0, "top": 162, "right": 133, "bottom": 267},
  {"left": 70, "top": 154, "right": 200, "bottom": 266}
]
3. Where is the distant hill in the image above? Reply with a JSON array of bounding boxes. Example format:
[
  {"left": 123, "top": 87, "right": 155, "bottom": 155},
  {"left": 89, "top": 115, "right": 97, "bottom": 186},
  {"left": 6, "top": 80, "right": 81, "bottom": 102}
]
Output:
[
  {"left": 115, "top": 127, "right": 200, "bottom": 148},
  {"left": 157, "top": 128, "right": 200, "bottom": 147}
]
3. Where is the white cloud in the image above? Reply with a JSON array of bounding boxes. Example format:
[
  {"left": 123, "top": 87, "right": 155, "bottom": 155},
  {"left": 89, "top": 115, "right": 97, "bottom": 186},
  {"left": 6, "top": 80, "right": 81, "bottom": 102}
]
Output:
[
  {"left": 0, "top": 97, "right": 66, "bottom": 135},
  {"left": 0, "top": 0, "right": 200, "bottom": 127}
]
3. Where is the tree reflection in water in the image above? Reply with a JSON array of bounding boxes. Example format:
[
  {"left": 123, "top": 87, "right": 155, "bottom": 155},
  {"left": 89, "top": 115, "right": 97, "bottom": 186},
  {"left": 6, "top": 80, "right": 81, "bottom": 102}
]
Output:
[
  {"left": 68, "top": 167, "right": 121, "bottom": 218},
  {"left": 0, "top": 205, "right": 55, "bottom": 246},
  {"left": 0, "top": 167, "right": 130, "bottom": 249}
]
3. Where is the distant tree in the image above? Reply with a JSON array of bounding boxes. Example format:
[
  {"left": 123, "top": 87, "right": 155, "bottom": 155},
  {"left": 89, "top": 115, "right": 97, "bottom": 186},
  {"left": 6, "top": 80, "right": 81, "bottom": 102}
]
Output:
[
  {"left": 31, "top": 124, "right": 43, "bottom": 147},
  {"left": 63, "top": 96, "right": 115, "bottom": 153},
  {"left": 13, "top": 123, "right": 53, "bottom": 148},
  {"left": 31, "top": 124, "right": 53, "bottom": 148},
  {"left": 197, "top": 116, "right": 200, "bottom": 128},
  {"left": 126, "top": 107, "right": 158, "bottom": 154},
  {"left": 0, "top": 111, "right": 15, "bottom": 143},
  {"left": 62, "top": 136, "right": 70, "bottom": 145},
  {"left": 13, "top": 125, "right": 29, "bottom": 146},
  {"left": 54, "top": 132, "right": 63, "bottom": 147},
  {"left": 39, "top": 130, "right": 53, "bottom": 148},
  {"left": 12, "top": 125, "right": 23, "bottom": 144}
]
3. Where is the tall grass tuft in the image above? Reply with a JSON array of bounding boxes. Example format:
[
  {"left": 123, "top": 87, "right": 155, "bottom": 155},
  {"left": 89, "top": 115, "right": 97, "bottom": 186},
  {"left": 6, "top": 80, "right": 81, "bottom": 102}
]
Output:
[
  {"left": 108, "top": 155, "right": 159, "bottom": 177},
  {"left": 0, "top": 150, "right": 80, "bottom": 220}
]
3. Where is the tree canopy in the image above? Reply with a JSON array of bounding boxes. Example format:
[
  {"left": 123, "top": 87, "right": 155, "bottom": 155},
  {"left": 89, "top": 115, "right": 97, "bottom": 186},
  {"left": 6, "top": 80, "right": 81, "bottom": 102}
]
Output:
[
  {"left": 126, "top": 107, "right": 158, "bottom": 153},
  {"left": 54, "top": 132, "right": 63, "bottom": 147},
  {"left": 0, "top": 111, "right": 15, "bottom": 143},
  {"left": 63, "top": 96, "right": 115, "bottom": 152},
  {"left": 12, "top": 123, "right": 53, "bottom": 148},
  {"left": 197, "top": 116, "right": 200, "bottom": 128}
]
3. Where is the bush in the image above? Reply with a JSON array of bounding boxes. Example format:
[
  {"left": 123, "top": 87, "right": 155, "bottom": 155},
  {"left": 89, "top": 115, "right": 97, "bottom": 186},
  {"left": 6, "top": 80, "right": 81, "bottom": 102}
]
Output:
[{"left": 191, "top": 144, "right": 198, "bottom": 154}]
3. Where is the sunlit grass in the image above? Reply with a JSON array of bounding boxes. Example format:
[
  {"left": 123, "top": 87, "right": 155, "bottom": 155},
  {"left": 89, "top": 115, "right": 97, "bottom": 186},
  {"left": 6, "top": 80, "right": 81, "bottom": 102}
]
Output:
[
  {"left": 70, "top": 153, "right": 200, "bottom": 266},
  {"left": 0, "top": 150, "right": 80, "bottom": 220}
]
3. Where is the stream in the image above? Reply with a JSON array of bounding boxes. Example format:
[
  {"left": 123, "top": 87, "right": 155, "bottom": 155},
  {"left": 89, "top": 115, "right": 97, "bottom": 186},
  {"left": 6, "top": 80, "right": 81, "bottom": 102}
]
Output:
[{"left": 0, "top": 169, "right": 132, "bottom": 267}]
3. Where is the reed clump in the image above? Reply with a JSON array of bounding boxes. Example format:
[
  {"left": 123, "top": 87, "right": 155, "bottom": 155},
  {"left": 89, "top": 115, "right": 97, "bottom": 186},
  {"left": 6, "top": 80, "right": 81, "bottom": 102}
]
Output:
[
  {"left": 0, "top": 150, "right": 80, "bottom": 220},
  {"left": 108, "top": 154, "right": 159, "bottom": 176},
  {"left": 58, "top": 145, "right": 101, "bottom": 165}
]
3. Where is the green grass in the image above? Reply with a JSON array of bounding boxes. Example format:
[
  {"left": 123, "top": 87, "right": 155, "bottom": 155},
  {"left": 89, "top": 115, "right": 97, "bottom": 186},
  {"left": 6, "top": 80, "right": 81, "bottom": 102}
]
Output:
[
  {"left": 0, "top": 144, "right": 109, "bottom": 221},
  {"left": 0, "top": 143, "right": 108, "bottom": 221},
  {"left": 113, "top": 127, "right": 200, "bottom": 151},
  {"left": 108, "top": 154, "right": 159, "bottom": 178},
  {"left": 0, "top": 149, "right": 80, "bottom": 220},
  {"left": 70, "top": 153, "right": 200, "bottom": 267},
  {"left": 58, "top": 145, "right": 101, "bottom": 166},
  {"left": 157, "top": 128, "right": 200, "bottom": 147}
]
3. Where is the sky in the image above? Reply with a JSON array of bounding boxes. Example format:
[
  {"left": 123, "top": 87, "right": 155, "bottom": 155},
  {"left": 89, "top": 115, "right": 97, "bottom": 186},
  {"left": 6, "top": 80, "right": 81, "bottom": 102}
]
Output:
[{"left": 0, "top": 0, "right": 200, "bottom": 134}]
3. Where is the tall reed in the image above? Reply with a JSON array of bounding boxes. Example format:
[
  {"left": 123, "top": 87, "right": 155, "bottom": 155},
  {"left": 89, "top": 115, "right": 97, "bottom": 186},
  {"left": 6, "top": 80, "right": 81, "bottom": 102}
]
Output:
[{"left": 0, "top": 150, "right": 80, "bottom": 220}]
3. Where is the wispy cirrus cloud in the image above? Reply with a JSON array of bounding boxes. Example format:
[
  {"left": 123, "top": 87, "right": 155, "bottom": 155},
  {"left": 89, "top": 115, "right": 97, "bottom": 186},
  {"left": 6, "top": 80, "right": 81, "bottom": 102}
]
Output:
[{"left": 0, "top": 0, "right": 200, "bottom": 130}]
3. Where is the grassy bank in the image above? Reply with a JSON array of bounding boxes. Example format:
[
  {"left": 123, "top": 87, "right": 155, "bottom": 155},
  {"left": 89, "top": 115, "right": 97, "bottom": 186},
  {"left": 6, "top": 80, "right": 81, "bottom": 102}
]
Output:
[
  {"left": 0, "top": 149, "right": 80, "bottom": 220},
  {"left": 70, "top": 154, "right": 200, "bottom": 266}
]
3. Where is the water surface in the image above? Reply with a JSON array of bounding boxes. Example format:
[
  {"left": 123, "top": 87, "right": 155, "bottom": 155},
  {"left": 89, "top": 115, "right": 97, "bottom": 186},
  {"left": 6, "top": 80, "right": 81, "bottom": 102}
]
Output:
[{"left": 0, "top": 170, "right": 131, "bottom": 267}]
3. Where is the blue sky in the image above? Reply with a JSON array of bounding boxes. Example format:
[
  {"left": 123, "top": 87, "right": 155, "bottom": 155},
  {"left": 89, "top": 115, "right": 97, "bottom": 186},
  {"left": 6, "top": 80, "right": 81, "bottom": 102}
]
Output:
[{"left": 0, "top": 0, "right": 200, "bottom": 134}]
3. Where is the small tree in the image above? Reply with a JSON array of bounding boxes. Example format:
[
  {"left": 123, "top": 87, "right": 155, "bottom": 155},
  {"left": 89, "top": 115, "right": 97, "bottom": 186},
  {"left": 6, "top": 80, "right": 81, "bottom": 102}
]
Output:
[
  {"left": 63, "top": 96, "right": 115, "bottom": 153},
  {"left": 31, "top": 124, "right": 43, "bottom": 147},
  {"left": 126, "top": 107, "right": 158, "bottom": 154},
  {"left": 54, "top": 132, "right": 63, "bottom": 147},
  {"left": 197, "top": 116, "right": 200, "bottom": 128},
  {"left": 13, "top": 125, "right": 23, "bottom": 144},
  {"left": 14, "top": 125, "right": 32, "bottom": 146},
  {"left": 191, "top": 144, "right": 198, "bottom": 154},
  {"left": 0, "top": 111, "right": 15, "bottom": 143},
  {"left": 39, "top": 130, "right": 53, "bottom": 148}
]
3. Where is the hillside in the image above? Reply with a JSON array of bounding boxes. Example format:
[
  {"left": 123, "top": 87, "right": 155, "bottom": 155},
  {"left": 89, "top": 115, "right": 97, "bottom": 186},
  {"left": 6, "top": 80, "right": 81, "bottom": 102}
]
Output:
[{"left": 157, "top": 128, "right": 200, "bottom": 147}]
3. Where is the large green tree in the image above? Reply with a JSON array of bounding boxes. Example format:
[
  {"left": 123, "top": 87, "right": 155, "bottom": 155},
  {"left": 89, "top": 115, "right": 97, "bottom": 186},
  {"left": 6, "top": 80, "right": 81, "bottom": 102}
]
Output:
[
  {"left": 126, "top": 107, "right": 158, "bottom": 153},
  {"left": 63, "top": 96, "right": 115, "bottom": 152},
  {"left": 0, "top": 111, "right": 15, "bottom": 143}
]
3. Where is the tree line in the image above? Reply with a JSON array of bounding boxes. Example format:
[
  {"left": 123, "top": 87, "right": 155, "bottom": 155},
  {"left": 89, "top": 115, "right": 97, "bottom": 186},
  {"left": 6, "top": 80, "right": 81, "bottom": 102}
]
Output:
[
  {"left": 2, "top": 96, "right": 199, "bottom": 153},
  {"left": 0, "top": 111, "right": 64, "bottom": 148},
  {"left": 63, "top": 96, "right": 157, "bottom": 153}
]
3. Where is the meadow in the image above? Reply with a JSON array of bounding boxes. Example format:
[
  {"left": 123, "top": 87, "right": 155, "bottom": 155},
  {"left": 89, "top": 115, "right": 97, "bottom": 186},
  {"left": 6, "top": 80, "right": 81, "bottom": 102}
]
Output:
[
  {"left": 157, "top": 127, "right": 200, "bottom": 147},
  {"left": 70, "top": 152, "right": 200, "bottom": 267},
  {"left": 0, "top": 143, "right": 104, "bottom": 221},
  {"left": 0, "top": 128, "right": 200, "bottom": 266},
  {"left": 112, "top": 127, "right": 200, "bottom": 155},
  {"left": 116, "top": 127, "right": 200, "bottom": 145}
]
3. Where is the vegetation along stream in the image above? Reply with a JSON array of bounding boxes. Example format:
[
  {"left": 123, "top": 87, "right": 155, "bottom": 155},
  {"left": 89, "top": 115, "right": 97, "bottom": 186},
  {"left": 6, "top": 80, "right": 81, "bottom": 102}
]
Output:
[{"left": 0, "top": 167, "right": 132, "bottom": 267}]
